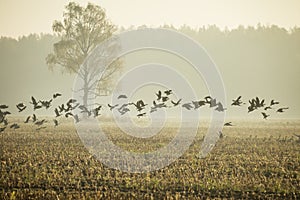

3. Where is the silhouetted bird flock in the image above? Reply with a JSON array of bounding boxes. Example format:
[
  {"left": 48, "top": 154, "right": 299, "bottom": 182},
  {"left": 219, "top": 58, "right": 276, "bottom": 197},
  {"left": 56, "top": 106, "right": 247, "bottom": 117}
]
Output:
[{"left": 0, "top": 90, "right": 290, "bottom": 134}]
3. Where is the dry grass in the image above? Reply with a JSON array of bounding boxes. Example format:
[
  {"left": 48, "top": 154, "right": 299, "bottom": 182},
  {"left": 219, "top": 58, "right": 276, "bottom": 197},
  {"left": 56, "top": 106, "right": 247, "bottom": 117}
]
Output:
[{"left": 0, "top": 119, "right": 300, "bottom": 199}]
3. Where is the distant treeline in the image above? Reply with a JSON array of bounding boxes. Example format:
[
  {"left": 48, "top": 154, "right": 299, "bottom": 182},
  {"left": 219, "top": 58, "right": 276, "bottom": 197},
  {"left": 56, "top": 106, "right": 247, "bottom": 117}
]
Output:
[{"left": 1, "top": 24, "right": 299, "bottom": 73}]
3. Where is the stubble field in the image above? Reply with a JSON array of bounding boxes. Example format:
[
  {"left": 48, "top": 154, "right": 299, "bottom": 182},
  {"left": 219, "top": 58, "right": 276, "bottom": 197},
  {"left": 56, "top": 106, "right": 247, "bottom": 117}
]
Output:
[{"left": 1, "top": 119, "right": 300, "bottom": 199}]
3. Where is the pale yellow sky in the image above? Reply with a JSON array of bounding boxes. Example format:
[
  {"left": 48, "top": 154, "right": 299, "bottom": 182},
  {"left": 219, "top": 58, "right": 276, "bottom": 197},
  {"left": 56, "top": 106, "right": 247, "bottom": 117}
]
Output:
[{"left": 0, "top": 0, "right": 300, "bottom": 38}]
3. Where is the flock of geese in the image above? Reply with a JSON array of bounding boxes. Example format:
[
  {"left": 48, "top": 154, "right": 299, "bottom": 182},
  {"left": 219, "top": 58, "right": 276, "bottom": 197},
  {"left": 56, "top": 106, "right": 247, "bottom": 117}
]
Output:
[{"left": 0, "top": 90, "right": 290, "bottom": 133}]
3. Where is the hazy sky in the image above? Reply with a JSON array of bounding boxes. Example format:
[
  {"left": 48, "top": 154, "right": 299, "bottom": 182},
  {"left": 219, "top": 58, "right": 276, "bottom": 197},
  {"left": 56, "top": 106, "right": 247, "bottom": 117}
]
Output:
[{"left": 0, "top": 0, "right": 300, "bottom": 38}]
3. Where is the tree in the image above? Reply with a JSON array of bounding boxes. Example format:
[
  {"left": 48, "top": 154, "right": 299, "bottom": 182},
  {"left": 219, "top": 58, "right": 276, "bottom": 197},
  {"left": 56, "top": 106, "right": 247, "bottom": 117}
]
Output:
[{"left": 46, "top": 2, "right": 122, "bottom": 107}]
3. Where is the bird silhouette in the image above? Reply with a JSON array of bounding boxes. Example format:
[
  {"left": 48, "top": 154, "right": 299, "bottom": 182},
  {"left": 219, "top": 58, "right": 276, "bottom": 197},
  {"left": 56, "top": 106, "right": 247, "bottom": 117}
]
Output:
[
  {"left": 215, "top": 102, "right": 226, "bottom": 112},
  {"left": 117, "top": 94, "right": 127, "bottom": 99},
  {"left": 182, "top": 103, "right": 193, "bottom": 110},
  {"left": 277, "top": 107, "right": 289, "bottom": 113},
  {"left": 162, "top": 96, "right": 169, "bottom": 102},
  {"left": 53, "top": 119, "right": 59, "bottom": 127},
  {"left": 132, "top": 100, "right": 147, "bottom": 112},
  {"left": 152, "top": 101, "right": 166, "bottom": 109},
  {"left": 32, "top": 114, "right": 37, "bottom": 122},
  {"left": 261, "top": 112, "right": 270, "bottom": 119},
  {"left": 35, "top": 119, "right": 46, "bottom": 126},
  {"left": 24, "top": 116, "right": 31, "bottom": 123},
  {"left": 192, "top": 100, "right": 206, "bottom": 109},
  {"left": 264, "top": 106, "right": 272, "bottom": 111},
  {"left": 16, "top": 103, "right": 27, "bottom": 112},
  {"left": 0, "top": 104, "right": 9, "bottom": 109},
  {"left": 224, "top": 122, "right": 233, "bottom": 126},
  {"left": 164, "top": 90, "right": 172, "bottom": 95},
  {"left": 53, "top": 93, "right": 62, "bottom": 99},
  {"left": 54, "top": 108, "right": 61, "bottom": 117},
  {"left": 118, "top": 107, "right": 130, "bottom": 115},
  {"left": 156, "top": 90, "right": 162, "bottom": 101},
  {"left": 270, "top": 99, "right": 279, "bottom": 106},
  {"left": 137, "top": 112, "right": 146, "bottom": 118},
  {"left": 209, "top": 98, "right": 217, "bottom": 108},
  {"left": 108, "top": 104, "right": 119, "bottom": 111},
  {"left": 10, "top": 123, "right": 20, "bottom": 129},
  {"left": 40, "top": 99, "right": 53, "bottom": 109},
  {"left": 231, "top": 96, "right": 244, "bottom": 106},
  {"left": 65, "top": 112, "right": 74, "bottom": 118},
  {"left": 171, "top": 99, "right": 182, "bottom": 107}
]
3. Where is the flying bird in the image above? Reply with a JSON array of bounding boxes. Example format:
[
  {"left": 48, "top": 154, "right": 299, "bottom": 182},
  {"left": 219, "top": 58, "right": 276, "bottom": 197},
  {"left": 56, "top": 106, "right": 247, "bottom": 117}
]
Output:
[
  {"left": 231, "top": 96, "right": 244, "bottom": 106},
  {"left": 117, "top": 94, "right": 127, "bottom": 99},
  {"left": 270, "top": 99, "right": 280, "bottom": 106},
  {"left": 171, "top": 99, "right": 182, "bottom": 106},
  {"left": 215, "top": 102, "right": 226, "bottom": 112},
  {"left": 16, "top": 103, "right": 27, "bottom": 112},
  {"left": 162, "top": 96, "right": 169, "bottom": 102},
  {"left": 261, "top": 112, "right": 270, "bottom": 119},
  {"left": 264, "top": 106, "right": 272, "bottom": 111},
  {"left": 276, "top": 107, "right": 289, "bottom": 113},
  {"left": 53, "top": 119, "right": 59, "bottom": 127},
  {"left": 54, "top": 108, "right": 61, "bottom": 117},
  {"left": 53, "top": 93, "right": 62, "bottom": 99},
  {"left": 156, "top": 90, "right": 162, "bottom": 101},
  {"left": 10, "top": 123, "right": 20, "bottom": 129},
  {"left": 0, "top": 104, "right": 9, "bottom": 109},
  {"left": 24, "top": 116, "right": 31, "bottom": 123},
  {"left": 137, "top": 112, "right": 146, "bottom": 118},
  {"left": 182, "top": 103, "right": 193, "bottom": 110},
  {"left": 35, "top": 119, "right": 46, "bottom": 126},
  {"left": 224, "top": 122, "right": 233, "bottom": 126},
  {"left": 107, "top": 104, "right": 119, "bottom": 111},
  {"left": 164, "top": 90, "right": 172, "bottom": 95},
  {"left": 32, "top": 114, "right": 37, "bottom": 122}
]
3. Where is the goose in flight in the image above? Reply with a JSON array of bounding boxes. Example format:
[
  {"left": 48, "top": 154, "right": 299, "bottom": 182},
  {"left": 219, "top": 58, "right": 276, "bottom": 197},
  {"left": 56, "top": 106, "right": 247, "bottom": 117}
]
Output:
[
  {"left": 35, "top": 119, "right": 46, "bottom": 126},
  {"left": 54, "top": 108, "right": 61, "bottom": 117},
  {"left": 162, "top": 96, "right": 169, "bottom": 102},
  {"left": 132, "top": 100, "right": 147, "bottom": 112},
  {"left": 137, "top": 112, "right": 146, "bottom": 118},
  {"left": 209, "top": 98, "right": 217, "bottom": 108},
  {"left": 156, "top": 90, "right": 162, "bottom": 101},
  {"left": 152, "top": 101, "right": 166, "bottom": 109},
  {"left": 0, "top": 104, "right": 9, "bottom": 109},
  {"left": 53, "top": 93, "right": 62, "bottom": 99},
  {"left": 32, "top": 114, "right": 37, "bottom": 122},
  {"left": 264, "top": 106, "right": 272, "bottom": 111},
  {"left": 24, "top": 116, "right": 31, "bottom": 123},
  {"left": 40, "top": 99, "right": 53, "bottom": 109},
  {"left": 53, "top": 119, "right": 58, "bottom": 127},
  {"left": 231, "top": 96, "right": 244, "bottom": 106},
  {"left": 224, "top": 122, "right": 233, "bottom": 126},
  {"left": 270, "top": 99, "right": 279, "bottom": 106},
  {"left": 276, "top": 107, "right": 289, "bottom": 113},
  {"left": 118, "top": 107, "right": 130, "bottom": 115},
  {"left": 192, "top": 100, "right": 205, "bottom": 109},
  {"left": 215, "top": 102, "right": 226, "bottom": 112},
  {"left": 261, "top": 112, "right": 270, "bottom": 119},
  {"left": 108, "top": 104, "right": 119, "bottom": 111},
  {"left": 117, "top": 94, "right": 127, "bottom": 99},
  {"left": 164, "top": 90, "right": 172, "bottom": 95},
  {"left": 16, "top": 103, "right": 27, "bottom": 112},
  {"left": 10, "top": 123, "right": 20, "bottom": 129},
  {"left": 171, "top": 99, "right": 182, "bottom": 106},
  {"left": 182, "top": 103, "right": 193, "bottom": 110}
]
